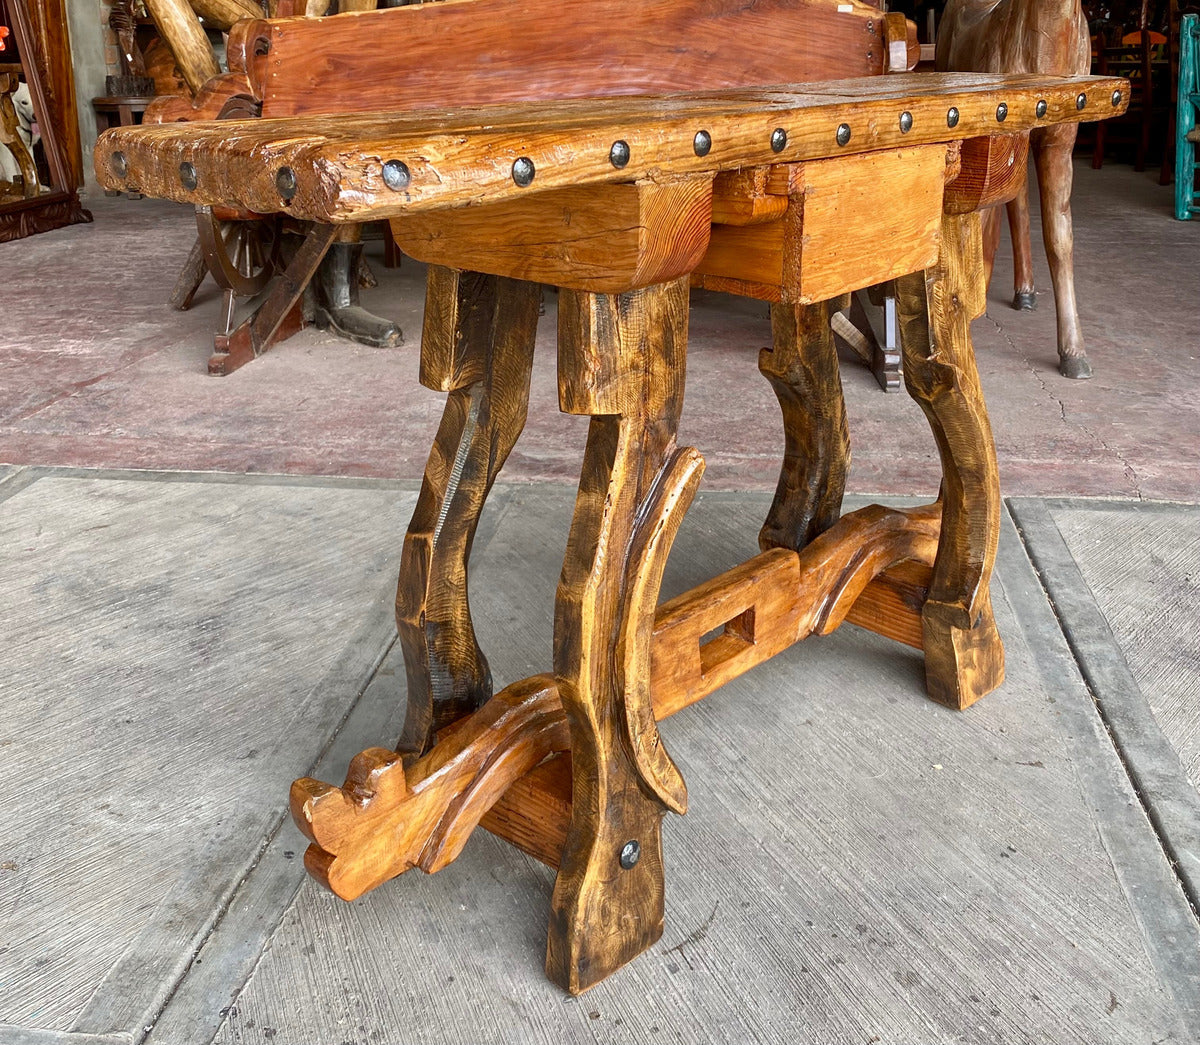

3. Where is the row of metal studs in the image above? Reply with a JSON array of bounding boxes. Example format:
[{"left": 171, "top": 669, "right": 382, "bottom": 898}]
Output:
[{"left": 107, "top": 89, "right": 1124, "bottom": 199}]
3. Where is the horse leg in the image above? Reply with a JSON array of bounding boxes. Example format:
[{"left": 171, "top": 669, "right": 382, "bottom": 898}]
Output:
[
  {"left": 981, "top": 205, "right": 1002, "bottom": 291},
  {"left": 1032, "top": 123, "right": 1091, "bottom": 379},
  {"left": 1007, "top": 176, "right": 1037, "bottom": 312}
]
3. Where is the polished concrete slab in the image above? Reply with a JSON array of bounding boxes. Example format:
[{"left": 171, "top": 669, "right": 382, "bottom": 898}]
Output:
[
  {"left": 3, "top": 471, "right": 1198, "bottom": 1045},
  {"left": 1, "top": 161, "right": 1197, "bottom": 500}
]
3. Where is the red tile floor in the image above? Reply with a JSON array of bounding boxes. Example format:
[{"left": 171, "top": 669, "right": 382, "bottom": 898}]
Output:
[{"left": 2, "top": 162, "right": 1196, "bottom": 502}]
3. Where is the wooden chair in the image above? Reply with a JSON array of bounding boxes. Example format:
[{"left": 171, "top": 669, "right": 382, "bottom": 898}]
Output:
[
  {"left": 94, "top": 0, "right": 1127, "bottom": 994},
  {"left": 1094, "top": 9, "right": 1173, "bottom": 168},
  {"left": 144, "top": 0, "right": 402, "bottom": 373}
]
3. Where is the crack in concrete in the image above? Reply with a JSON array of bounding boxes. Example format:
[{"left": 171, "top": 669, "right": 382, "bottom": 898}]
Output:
[{"left": 985, "top": 311, "right": 1143, "bottom": 500}]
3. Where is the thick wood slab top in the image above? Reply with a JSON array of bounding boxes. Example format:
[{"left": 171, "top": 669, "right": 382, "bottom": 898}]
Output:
[{"left": 95, "top": 73, "right": 1127, "bottom": 223}]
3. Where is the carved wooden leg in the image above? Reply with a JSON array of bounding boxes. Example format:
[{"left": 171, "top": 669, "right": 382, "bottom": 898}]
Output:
[
  {"left": 396, "top": 267, "right": 542, "bottom": 756},
  {"left": 547, "top": 276, "right": 700, "bottom": 994},
  {"left": 760, "top": 300, "right": 850, "bottom": 552},
  {"left": 894, "top": 212, "right": 1005, "bottom": 710}
]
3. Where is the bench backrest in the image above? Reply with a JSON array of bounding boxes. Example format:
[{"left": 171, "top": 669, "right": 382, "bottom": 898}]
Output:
[{"left": 229, "top": 0, "right": 887, "bottom": 120}]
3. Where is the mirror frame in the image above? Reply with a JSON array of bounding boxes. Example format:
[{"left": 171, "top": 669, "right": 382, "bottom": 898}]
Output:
[{"left": 0, "top": 0, "right": 91, "bottom": 242}]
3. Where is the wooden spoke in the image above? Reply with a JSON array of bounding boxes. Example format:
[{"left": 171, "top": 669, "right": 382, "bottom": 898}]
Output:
[
  {"left": 195, "top": 205, "right": 278, "bottom": 297},
  {"left": 894, "top": 211, "right": 1005, "bottom": 710},
  {"left": 759, "top": 299, "right": 850, "bottom": 553},
  {"left": 395, "top": 267, "right": 542, "bottom": 757}
]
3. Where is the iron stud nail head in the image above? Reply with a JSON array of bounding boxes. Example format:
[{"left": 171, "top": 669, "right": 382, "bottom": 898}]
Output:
[
  {"left": 382, "top": 159, "right": 411, "bottom": 190},
  {"left": 512, "top": 156, "right": 536, "bottom": 186},
  {"left": 275, "top": 166, "right": 297, "bottom": 200}
]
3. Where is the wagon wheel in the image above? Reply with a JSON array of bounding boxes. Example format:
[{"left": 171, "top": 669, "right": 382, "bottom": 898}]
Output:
[{"left": 195, "top": 205, "right": 279, "bottom": 297}]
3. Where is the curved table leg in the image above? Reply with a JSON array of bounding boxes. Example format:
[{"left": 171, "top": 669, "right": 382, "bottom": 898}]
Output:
[
  {"left": 894, "top": 212, "right": 1005, "bottom": 710},
  {"left": 396, "top": 267, "right": 542, "bottom": 756},
  {"left": 760, "top": 299, "right": 850, "bottom": 552},
  {"left": 547, "top": 276, "right": 697, "bottom": 994}
]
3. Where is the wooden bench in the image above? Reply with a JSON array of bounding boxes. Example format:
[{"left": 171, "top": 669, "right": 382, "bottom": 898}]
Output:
[{"left": 94, "top": 0, "right": 1127, "bottom": 995}]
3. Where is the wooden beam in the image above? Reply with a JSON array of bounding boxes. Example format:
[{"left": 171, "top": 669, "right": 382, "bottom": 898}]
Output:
[{"left": 392, "top": 177, "right": 714, "bottom": 293}]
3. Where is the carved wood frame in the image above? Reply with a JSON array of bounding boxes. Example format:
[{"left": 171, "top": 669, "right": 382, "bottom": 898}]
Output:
[{"left": 0, "top": 0, "right": 91, "bottom": 242}]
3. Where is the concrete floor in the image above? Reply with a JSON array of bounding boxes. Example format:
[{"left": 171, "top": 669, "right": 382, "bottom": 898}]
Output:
[{"left": 1, "top": 158, "right": 1198, "bottom": 1045}]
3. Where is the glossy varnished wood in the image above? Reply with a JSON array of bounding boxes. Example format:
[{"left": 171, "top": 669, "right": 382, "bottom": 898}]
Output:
[
  {"left": 547, "top": 277, "right": 693, "bottom": 994},
  {"left": 396, "top": 268, "right": 542, "bottom": 756},
  {"left": 289, "top": 500, "right": 945, "bottom": 905},
  {"left": 695, "top": 144, "right": 950, "bottom": 304},
  {"left": 240, "top": 0, "right": 885, "bottom": 118},
  {"left": 943, "top": 133, "right": 1029, "bottom": 214},
  {"left": 758, "top": 300, "right": 849, "bottom": 551},
  {"left": 94, "top": 74, "right": 1129, "bottom": 223},
  {"left": 292, "top": 675, "right": 568, "bottom": 900},
  {"left": 895, "top": 213, "right": 1005, "bottom": 709},
  {"left": 392, "top": 176, "right": 714, "bottom": 294}
]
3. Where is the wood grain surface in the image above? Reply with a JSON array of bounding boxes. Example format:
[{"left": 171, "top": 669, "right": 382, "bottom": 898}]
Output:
[
  {"left": 546, "top": 278, "right": 694, "bottom": 993},
  {"left": 242, "top": 0, "right": 885, "bottom": 118},
  {"left": 757, "top": 300, "right": 849, "bottom": 550},
  {"left": 395, "top": 268, "right": 541, "bottom": 757},
  {"left": 292, "top": 675, "right": 569, "bottom": 900},
  {"left": 696, "top": 145, "right": 948, "bottom": 303},
  {"left": 392, "top": 176, "right": 714, "bottom": 294},
  {"left": 291, "top": 500, "right": 945, "bottom": 923},
  {"left": 94, "top": 74, "right": 1129, "bottom": 223},
  {"left": 943, "top": 133, "right": 1029, "bottom": 214},
  {"left": 895, "top": 212, "right": 1005, "bottom": 709},
  {"left": 142, "top": 0, "right": 221, "bottom": 95}
]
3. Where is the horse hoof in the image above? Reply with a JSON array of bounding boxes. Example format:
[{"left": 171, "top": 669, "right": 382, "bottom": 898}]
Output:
[
  {"left": 1059, "top": 356, "right": 1093, "bottom": 380},
  {"left": 1012, "top": 291, "right": 1037, "bottom": 312}
]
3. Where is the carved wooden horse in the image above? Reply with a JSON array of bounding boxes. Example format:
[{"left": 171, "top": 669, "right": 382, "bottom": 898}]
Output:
[{"left": 938, "top": 0, "right": 1096, "bottom": 379}]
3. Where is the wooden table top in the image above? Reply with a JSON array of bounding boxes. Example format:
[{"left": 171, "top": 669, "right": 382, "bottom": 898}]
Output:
[{"left": 95, "top": 71, "right": 1127, "bottom": 223}]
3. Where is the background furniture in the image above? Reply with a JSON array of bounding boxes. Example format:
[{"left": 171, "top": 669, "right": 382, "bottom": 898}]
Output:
[
  {"left": 0, "top": 0, "right": 90, "bottom": 241},
  {"left": 1178, "top": 12, "right": 1200, "bottom": 215}
]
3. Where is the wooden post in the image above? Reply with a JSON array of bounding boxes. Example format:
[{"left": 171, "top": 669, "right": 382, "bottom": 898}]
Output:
[
  {"left": 143, "top": 0, "right": 220, "bottom": 96},
  {"left": 894, "top": 211, "right": 1005, "bottom": 709},
  {"left": 395, "top": 267, "right": 542, "bottom": 756},
  {"left": 547, "top": 276, "right": 694, "bottom": 994},
  {"left": 759, "top": 299, "right": 850, "bottom": 552}
]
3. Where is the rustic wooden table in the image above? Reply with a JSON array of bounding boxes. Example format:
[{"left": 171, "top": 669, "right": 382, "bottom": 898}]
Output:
[{"left": 95, "top": 65, "right": 1127, "bottom": 994}]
